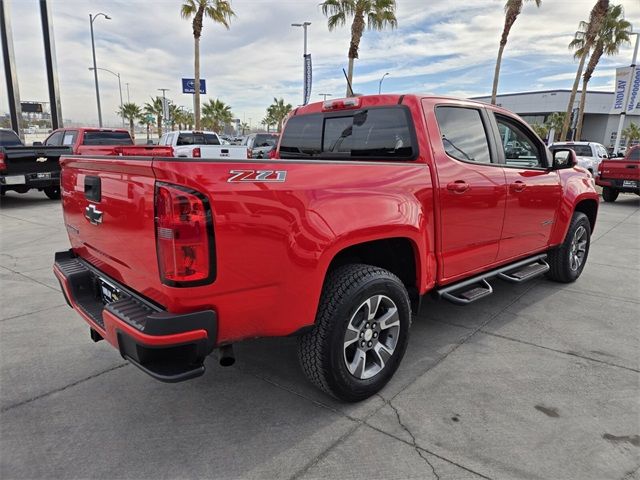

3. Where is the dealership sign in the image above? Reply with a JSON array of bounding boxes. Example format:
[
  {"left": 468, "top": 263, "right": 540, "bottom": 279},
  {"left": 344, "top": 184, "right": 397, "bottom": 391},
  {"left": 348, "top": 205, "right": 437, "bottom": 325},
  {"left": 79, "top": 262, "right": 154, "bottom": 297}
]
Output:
[
  {"left": 182, "top": 78, "right": 206, "bottom": 94},
  {"left": 611, "top": 66, "right": 640, "bottom": 114},
  {"left": 303, "top": 54, "right": 312, "bottom": 105}
]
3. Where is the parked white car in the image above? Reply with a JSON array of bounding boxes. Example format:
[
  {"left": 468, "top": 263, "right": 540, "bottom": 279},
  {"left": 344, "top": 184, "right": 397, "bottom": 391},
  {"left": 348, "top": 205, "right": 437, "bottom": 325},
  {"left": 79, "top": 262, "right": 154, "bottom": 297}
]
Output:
[
  {"left": 159, "top": 131, "right": 247, "bottom": 159},
  {"left": 550, "top": 141, "right": 608, "bottom": 175}
]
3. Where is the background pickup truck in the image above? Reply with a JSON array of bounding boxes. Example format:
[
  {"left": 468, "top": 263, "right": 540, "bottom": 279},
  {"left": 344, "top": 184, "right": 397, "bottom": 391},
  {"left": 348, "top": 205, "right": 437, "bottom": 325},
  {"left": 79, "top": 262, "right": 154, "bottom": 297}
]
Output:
[
  {"left": 54, "top": 94, "right": 599, "bottom": 401},
  {"left": 1, "top": 128, "right": 71, "bottom": 199},
  {"left": 596, "top": 145, "right": 640, "bottom": 202},
  {"left": 44, "top": 127, "right": 173, "bottom": 157},
  {"left": 158, "top": 130, "right": 247, "bottom": 159},
  {"left": 550, "top": 141, "right": 609, "bottom": 176}
]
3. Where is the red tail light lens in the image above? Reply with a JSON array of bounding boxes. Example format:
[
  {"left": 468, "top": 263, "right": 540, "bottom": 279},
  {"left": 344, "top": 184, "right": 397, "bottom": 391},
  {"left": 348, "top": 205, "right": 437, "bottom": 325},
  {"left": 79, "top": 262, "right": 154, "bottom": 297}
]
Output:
[
  {"left": 192, "top": 147, "right": 201, "bottom": 158},
  {"left": 155, "top": 183, "right": 215, "bottom": 286},
  {"left": 0, "top": 152, "right": 6, "bottom": 172},
  {"left": 246, "top": 148, "right": 252, "bottom": 159}
]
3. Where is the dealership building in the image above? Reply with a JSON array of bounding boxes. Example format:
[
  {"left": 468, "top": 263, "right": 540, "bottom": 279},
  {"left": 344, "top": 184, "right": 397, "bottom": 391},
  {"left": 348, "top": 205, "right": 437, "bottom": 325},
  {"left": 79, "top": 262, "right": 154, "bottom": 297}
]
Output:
[{"left": 472, "top": 89, "right": 640, "bottom": 148}]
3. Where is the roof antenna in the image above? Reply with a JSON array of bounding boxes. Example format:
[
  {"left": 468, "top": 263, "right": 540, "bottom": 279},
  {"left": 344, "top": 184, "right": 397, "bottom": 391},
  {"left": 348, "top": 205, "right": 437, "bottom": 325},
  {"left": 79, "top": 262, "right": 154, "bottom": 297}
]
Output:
[{"left": 343, "top": 68, "right": 354, "bottom": 97}]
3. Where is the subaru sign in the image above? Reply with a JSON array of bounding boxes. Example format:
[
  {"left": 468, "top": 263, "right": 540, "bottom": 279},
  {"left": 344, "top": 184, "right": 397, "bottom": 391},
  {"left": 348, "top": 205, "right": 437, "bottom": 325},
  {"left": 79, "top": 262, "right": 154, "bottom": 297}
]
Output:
[{"left": 182, "top": 78, "right": 206, "bottom": 94}]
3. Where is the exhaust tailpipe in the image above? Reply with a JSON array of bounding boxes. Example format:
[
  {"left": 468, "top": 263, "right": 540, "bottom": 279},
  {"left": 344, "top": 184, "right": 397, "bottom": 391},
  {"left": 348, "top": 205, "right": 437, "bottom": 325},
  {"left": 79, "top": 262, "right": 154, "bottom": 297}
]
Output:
[{"left": 218, "top": 345, "right": 235, "bottom": 367}]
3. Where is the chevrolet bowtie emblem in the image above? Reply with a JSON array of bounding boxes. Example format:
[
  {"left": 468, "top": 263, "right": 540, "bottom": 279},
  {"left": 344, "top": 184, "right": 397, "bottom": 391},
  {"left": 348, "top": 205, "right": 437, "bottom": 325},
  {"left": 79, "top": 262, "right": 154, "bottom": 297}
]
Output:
[
  {"left": 85, "top": 204, "right": 103, "bottom": 225},
  {"left": 36, "top": 157, "right": 48, "bottom": 162}
]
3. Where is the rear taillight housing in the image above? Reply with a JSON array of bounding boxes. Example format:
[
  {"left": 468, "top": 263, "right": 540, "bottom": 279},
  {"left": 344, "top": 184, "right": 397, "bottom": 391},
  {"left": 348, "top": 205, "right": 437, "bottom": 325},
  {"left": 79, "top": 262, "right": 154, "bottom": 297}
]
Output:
[
  {"left": 246, "top": 148, "right": 252, "bottom": 159},
  {"left": 0, "top": 151, "right": 6, "bottom": 172},
  {"left": 155, "top": 183, "right": 215, "bottom": 286},
  {"left": 192, "top": 147, "right": 201, "bottom": 158}
]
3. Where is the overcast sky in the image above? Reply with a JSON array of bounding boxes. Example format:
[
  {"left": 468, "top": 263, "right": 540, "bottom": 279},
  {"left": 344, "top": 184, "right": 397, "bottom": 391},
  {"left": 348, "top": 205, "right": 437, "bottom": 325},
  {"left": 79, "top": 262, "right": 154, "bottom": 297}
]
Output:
[{"left": 1, "top": 0, "right": 639, "bottom": 127}]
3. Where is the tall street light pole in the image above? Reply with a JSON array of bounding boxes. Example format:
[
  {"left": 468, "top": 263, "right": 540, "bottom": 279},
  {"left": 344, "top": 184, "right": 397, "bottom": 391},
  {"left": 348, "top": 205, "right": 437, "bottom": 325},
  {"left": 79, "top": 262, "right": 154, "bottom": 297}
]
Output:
[
  {"left": 89, "top": 12, "right": 110, "bottom": 127},
  {"left": 614, "top": 31, "right": 639, "bottom": 156},
  {"left": 89, "top": 67, "right": 124, "bottom": 127},
  {"left": 378, "top": 72, "right": 390, "bottom": 94},
  {"left": 292, "top": 22, "right": 311, "bottom": 105}
]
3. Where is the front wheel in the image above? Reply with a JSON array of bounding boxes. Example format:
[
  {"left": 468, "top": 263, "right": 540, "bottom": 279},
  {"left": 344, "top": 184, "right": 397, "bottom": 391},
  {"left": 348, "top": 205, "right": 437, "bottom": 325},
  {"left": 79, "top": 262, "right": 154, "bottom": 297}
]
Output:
[
  {"left": 546, "top": 212, "right": 591, "bottom": 283},
  {"left": 602, "top": 186, "right": 618, "bottom": 202},
  {"left": 298, "top": 264, "right": 411, "bottom": 402}
]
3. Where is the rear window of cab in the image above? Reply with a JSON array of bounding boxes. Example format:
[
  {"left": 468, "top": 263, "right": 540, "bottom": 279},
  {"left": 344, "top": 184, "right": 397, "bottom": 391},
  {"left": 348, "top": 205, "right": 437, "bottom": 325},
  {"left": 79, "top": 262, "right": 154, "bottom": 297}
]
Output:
[{"left": 279, "top": 106, "right": 417, "bottom": 161}]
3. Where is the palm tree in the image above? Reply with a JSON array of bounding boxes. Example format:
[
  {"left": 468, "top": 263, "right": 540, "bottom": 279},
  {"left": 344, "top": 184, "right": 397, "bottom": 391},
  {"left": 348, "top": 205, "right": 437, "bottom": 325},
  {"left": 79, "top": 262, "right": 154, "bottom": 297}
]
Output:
[
  {"left": 181, "top": 0, "right": 235, "bottom": 131},
  {"left": 574, "top": 4, "right": 631, "bottom": 140},
  {"left": 202, "top": 98, "right": 233, "bottom": 132},
  {"left": 530, "top": 123, "right": 549, "bottom": 140},
  {"left": 117, "top": 103, "right": 141, "bottom": 140},
  {"left": 269, "top": 98, "right": 293, "bottom": 132},
  {"left": 491, "top": 0, "right": 542, "bottom": 105},
  {"left": 545, "top": 112, "right": 567, "bottom": 142},
  {"left": 561, "top": 0, "right": 610, "bottom": 140},
  {"left": 622, "top": 122, "right": 640, "bottom": 145},
  {"left": 138, "top": 114, "right": 154, "bottom": 143},
  {"left": 321, "top": 0, "right": 397, "bottom": 97},
  {"left": 144, "top": 97, "right": 164, "bottom": 138}
]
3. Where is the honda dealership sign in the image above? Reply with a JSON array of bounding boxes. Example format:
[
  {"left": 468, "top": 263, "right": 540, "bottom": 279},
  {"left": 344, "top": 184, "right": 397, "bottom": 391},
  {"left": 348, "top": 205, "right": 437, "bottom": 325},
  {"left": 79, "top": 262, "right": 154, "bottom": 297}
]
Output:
[{"left": 611, "top": 66, "right": 640, "bottom": 114}]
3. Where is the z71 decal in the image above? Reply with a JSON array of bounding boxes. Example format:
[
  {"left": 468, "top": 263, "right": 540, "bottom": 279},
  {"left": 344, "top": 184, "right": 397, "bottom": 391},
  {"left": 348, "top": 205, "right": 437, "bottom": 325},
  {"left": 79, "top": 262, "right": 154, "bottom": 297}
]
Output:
[{"left": 228, "top": 170, "right": 287, "bottom": 183}]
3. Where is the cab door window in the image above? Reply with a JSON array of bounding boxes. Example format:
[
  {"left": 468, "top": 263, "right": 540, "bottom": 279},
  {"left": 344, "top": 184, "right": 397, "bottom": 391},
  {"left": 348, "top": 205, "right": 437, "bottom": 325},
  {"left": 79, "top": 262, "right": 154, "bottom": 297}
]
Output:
[{"left": 495, "top": 115, "right": 545, "bottom": 168}]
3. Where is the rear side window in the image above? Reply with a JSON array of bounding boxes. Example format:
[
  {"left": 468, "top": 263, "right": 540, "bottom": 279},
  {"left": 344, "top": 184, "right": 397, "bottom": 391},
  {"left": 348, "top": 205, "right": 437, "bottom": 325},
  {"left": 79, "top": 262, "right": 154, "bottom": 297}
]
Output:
[
  {"left": 435, "top": 107, "right": 492, "bottom": 164},
  {"left": 629, "top": 148, "right": 640, "bottom": 161},
  {"left": 279, "top": 107, "right": 416, "bottom": 160},
  {"left": 62, "top": 130, "right": 77, "bottom": 146},
  {"left": 563, "top": 145, "right": 593, "bottom": 157},
  {"left": 253, "top": 134, "right": 278, "bottom": 147},
  {"left": 82, "top": 131, "right": 133, "bottom": 145}
]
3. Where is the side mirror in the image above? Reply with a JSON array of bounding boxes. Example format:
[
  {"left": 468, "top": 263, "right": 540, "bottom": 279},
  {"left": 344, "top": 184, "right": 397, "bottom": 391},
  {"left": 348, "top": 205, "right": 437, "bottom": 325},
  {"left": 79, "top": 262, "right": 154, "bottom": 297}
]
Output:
[{"left": 551, "top": 148, "right": 577, "bottom": 170}]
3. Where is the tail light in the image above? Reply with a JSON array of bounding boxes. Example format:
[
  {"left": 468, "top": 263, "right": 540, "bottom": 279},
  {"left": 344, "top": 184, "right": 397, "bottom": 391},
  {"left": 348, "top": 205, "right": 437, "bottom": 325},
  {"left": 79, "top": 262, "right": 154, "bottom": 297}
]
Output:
[
  {"left": 0, "top": 151, "right": 6, "bottom": 172},
  {"left": 597, "top": 162, "right": 603, "bottom": 177},
  {"left": 322, "top": 97, "right": 361, "bottom": 111},
  {"left": 155, "top": 183, "right": 215, "bottom": 286},
  {"left": 247, "top": 148, "right": 252, "bottom": 159},
  {"left": 268, "top": 148, "right": 277, "bottom": 159},
  {"left": 192, "top": 147, "right": 201, "bottom": 158}
]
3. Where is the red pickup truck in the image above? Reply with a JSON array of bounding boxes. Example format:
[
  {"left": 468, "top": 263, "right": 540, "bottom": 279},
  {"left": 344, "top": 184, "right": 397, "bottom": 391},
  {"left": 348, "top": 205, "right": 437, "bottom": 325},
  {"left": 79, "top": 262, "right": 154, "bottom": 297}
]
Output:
[
  {"left": 596, "top": 145, "right": 640, "bottom": 202},
  {"left": 53, "top": 95, "right": 598, "bottom": 401},
  {"left": 44, "top": 127, "right": 172, "bottom": 157}
]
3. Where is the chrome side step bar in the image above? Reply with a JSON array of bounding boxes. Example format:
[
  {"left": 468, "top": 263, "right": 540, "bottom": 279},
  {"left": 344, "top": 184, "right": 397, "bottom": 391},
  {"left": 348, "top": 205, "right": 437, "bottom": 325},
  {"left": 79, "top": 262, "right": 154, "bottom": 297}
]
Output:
[{"left": 437, "top": 254, "right": 548, "bottom": 305}]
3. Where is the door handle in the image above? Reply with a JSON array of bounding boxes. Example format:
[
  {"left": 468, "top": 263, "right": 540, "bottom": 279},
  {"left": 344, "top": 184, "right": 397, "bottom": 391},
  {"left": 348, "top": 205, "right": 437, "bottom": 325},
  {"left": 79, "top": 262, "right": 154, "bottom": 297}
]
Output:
[
  {"left": 510, "top": 181, "right": 526, "bottom": 193},
  {"left": 446, "top": 180, "right": 469, "bottom": 193}
]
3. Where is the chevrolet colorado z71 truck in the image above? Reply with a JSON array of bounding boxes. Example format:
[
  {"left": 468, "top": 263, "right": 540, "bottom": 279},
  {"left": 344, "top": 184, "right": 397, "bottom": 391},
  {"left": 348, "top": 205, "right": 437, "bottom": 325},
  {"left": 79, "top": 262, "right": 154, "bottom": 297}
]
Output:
[
  {"left": 0, "top": 128, "right": 71, "bottom": 199},
  {"left": 53, "top": 95, "right": 598, "bottom": 401},
  {"left": 596, "top": 145, "right": 640, "bottom": 202}
]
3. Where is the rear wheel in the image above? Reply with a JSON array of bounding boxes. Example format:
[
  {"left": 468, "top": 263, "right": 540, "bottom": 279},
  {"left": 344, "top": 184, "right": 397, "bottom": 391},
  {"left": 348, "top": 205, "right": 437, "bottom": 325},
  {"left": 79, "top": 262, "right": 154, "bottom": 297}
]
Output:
[
  {"left": 298, "top": 264, "right": 411, "bottom": 402},
  {"left": 44, "top": 186, "right": 61, "bottom": 200},
  {"left": 602, "top": 186, "right": 618, "bottom": 202},
  {"left": 546, "top": 212, "right": 591, "bottom": 283}
]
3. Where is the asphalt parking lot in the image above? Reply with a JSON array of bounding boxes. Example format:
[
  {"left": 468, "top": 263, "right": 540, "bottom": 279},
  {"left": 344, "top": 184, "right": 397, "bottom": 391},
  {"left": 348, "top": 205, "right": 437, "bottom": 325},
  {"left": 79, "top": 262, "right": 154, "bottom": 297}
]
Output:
[{"left": 1, "top": 190, "right": 639, "bottom": 480}]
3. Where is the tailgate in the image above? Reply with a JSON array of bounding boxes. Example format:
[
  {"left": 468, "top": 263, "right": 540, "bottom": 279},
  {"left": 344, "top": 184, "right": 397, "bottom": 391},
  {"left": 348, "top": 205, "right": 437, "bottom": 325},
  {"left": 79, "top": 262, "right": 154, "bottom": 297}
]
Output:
[
  {"left": 60, "top": 156, "right": 162, "bottom": 301},
  {"left": 202, "top": 145, "right": 247, "bottom": 160},
  {"left": 600, "top": 160, "right": 640, "bottom": 180},
  {"left": 2, "top": 146, "right": 71, "bottom": 175}
]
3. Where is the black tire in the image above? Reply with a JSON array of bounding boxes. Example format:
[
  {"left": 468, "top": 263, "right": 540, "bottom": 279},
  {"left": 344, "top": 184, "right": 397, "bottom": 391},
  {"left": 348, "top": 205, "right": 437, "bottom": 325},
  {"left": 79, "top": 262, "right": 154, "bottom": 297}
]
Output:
[
  {"left": 44, "top": 186, "right": 60, "bottom": 200},
  {"left": 298, "top": 264, "right": 411, "bottom": 402},
  {"left": 546, "top": 212, "right": 591, "bottom": 283},
  {"left": 602, "top": 186, "right": 618, "bottom": 203}
]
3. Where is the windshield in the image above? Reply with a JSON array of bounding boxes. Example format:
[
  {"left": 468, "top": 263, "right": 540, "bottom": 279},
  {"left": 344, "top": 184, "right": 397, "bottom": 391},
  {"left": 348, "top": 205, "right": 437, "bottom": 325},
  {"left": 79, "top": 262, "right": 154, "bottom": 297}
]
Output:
[
  {"left": 0, "top": 130, "right": 23, "bottom": 147},
  {"left": 82, "top": 131, "right": 133, "bottom": 145},
  {"left": 279, "top": 107, "right": 415, "bottom": 160}
]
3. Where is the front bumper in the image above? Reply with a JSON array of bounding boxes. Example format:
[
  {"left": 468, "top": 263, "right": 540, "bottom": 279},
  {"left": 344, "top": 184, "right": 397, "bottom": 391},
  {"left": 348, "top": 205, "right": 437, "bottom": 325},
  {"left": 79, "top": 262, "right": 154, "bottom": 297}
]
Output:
[{"left": 53, "top": 250, "right": 217, "bottom": 382}]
